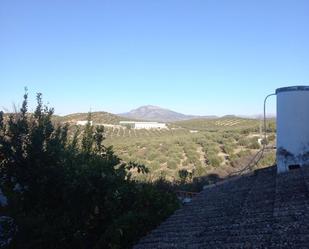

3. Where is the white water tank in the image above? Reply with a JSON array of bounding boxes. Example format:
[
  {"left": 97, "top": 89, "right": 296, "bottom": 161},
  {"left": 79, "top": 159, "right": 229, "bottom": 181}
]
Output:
[{"left": 276, "top": 86, "right": 309, "bottom": 173}]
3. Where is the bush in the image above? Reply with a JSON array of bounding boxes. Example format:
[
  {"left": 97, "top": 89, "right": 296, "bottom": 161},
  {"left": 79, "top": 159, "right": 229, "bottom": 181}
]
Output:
[
  {"left": 157, "top": 155, "right": 167, "bottom": 164},
  {"left": 222, "top": 143, "right": 234, "bottom": 155},
  {"left": 207, "top": 153, "right": 222, "bottom": 167},
  {"left": 194, "top": 164, "right": 207, "bottom": 177},
  {"left": 167, "top": 160, "right": 178, "bottom": 170},
  {"left": 267, "top": 134, "right": 276, "bottom": 142},
  {"left": 150, "top": 162, "right": 161, "bottom": 171},
  {"left": 257, "top": 151, "right": 276, "bottom": 168},
  {"left": 178, "top": 169, "right": 192, "bottom": 183},
  {"left": 229, "top": 150, "right": 253, "bottom": 168},
  {"left": 146, "top": 152, "right": 158, "bottom": 161},
  {"left": 0, "top": 92, "right": 179, "bottom": 249},
  {"left": 248, "top": 137, "right": 261, "bottom": 149},
  {"left": 238, "top": 137, "right": 250, "bottom": 147}
]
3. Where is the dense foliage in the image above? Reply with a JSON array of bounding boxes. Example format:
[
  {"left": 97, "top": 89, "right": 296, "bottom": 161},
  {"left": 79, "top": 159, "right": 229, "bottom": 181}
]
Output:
[{"left": 0, "top": 93, "right": 179, "bottom": 249}]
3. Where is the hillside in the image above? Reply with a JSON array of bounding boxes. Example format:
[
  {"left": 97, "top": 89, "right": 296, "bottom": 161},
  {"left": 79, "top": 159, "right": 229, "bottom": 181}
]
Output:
[
  {"left": 6, "top": 110, "right": 276, "bottom": 184},
  {"left": 53, "top": 111, "right": 138, "bottom": 125},
  {"left": 119, "top": 105, "right": 216, "bottom": 122},
  {"left": 103, "top": 117, "right": 276, "bottom": 184},
  {"left": 50, "top": 112, "right": 277, "bottom": 187},
  {"left": 174, "top": 117, "right": 276, "bottom": 132}
]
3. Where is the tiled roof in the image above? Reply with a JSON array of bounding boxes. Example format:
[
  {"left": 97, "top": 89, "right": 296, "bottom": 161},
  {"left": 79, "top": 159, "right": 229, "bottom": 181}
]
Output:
[{"left": 134, "top": 166, "right": 309, "bottom": 249}]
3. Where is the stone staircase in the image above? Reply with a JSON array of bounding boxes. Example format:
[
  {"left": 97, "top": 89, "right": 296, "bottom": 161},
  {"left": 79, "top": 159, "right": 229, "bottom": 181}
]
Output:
[{"left": 134, "top": 166, "right": 309, "bottom": 249}]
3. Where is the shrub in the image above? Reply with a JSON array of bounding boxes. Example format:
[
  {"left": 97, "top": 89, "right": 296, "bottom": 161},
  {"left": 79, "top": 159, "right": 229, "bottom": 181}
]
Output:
[
  {"left": 150, "top": 162, "right": 161, "bottom": 171},
  {"left": 267, "top": 134, "right": 276, "bottom": 142},
  {"left": 146, "top": 151, "right": 159, "bottom": 161},
  {"left": 157, "top": 155, "right": 167, "bottom": 164},
  {"left": 222, "top": 143, "right": 234, "bottom": 155},
  {"left": 207, "top": 153, "right": 223, "bottom": 167},
  {"left": 248, "top": 137, "right": 261, "bottom": 149},
  {"left": 167, "top": 160, "right": 178, "bottom": 170},
  {"left": 238, "top": 137, "right": 251, "bottom": 147},
  {"left": 0, "top": 92, "right": 179, "bottom": 249},
  {"left": 178, "top": 169, "right": 192, "bottom": 183},
  {"left": 229, "top": 150, "right": 254, "bottom": 168},
  {"left": 257, "top": 151, "right": 276, "bottom": 168},
  {"left": 194, "top": 164, "right": 207, "bottom": 177}
]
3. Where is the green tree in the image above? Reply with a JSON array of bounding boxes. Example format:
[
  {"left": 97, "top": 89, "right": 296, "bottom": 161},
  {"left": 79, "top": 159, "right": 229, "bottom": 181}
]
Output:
[{"left": 0, "top": 91, "right": 179, "bottom": 249}]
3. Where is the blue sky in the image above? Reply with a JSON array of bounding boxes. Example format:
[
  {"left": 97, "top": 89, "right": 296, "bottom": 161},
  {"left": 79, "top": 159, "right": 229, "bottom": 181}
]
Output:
[{"left": 0, "top": 0, "right": 308, "bottom": 116}]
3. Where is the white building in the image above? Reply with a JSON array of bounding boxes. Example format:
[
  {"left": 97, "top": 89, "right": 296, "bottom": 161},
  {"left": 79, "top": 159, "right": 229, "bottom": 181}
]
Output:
[
  {"left": 119, "top": 121, "right": 167, "bottom": 129},
  {"left": 76, "top": 120, "right": 93, "bottom": 126},
  {"left": 190, "top": 130, "right": 199, "bottom": 133}
]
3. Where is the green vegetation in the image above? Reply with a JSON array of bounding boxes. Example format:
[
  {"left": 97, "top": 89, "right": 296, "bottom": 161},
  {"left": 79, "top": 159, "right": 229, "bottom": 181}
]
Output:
[
  {"left": 174, "top": 117, "right": 258, "bottom": 131},
  {"left": 0, "top": 91, "right": 278, "bottom": 249},
  {"left": 174, "top": 117, "right": 276, "bottom": 132},
  {"left": 56, "top": 111, "right": 276, "bottom": 190},
  {"left": 102, "top": 121, "right": 276, "bottom": 182},
  {"left": 53, "top": 111, "right": 138, "bottom": 125},
  {"left": 0, "top": 93, "right": 179, "bottom": 249}
]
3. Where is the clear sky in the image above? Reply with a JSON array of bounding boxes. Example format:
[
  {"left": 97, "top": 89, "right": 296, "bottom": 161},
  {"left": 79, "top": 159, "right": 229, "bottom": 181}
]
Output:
[{"left": 0, "top": 0, "right": 308, "bottom": 116}]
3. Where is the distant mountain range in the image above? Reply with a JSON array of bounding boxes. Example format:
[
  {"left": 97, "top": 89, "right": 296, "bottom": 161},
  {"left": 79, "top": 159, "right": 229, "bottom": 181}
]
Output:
[{"left": 119, "top": 105, "right": 217, "bottom": 122}]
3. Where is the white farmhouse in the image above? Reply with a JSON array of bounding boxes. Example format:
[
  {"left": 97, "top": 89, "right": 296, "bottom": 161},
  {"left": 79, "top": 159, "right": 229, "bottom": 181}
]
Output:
[{"left": 119, "top": 121, "right": 167, "bottom": 129}]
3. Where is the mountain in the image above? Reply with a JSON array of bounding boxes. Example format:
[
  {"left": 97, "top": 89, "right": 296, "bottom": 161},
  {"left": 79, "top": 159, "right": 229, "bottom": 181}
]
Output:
[{"left": 119, "top": 105, "right": 217, "bottom": 122}]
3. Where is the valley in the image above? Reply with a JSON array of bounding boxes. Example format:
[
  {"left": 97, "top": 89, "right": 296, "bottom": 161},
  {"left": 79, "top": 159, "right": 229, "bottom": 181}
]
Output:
[{"left": 58, "top": 111, "right": 277, "bottom": 187}]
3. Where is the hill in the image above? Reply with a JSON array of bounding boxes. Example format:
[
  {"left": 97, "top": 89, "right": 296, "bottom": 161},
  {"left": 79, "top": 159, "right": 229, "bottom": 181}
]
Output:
[
  {"left": 53, "top": 111, "right": 137, "bottom": 125},
  {"left": 119, "top": 105, "right": 216, "bottom": 122},
  {"left": 173, "top": 117, "right": 261, "bottom": 131},
  {"left": 103, "top": 116, "right": 276, "bottom": 182}
]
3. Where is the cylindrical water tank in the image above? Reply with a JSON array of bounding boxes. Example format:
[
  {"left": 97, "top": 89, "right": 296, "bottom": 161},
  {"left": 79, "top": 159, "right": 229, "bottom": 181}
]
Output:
[{"left": 276, "top": 86, "right": 309, "bottom": 173}]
